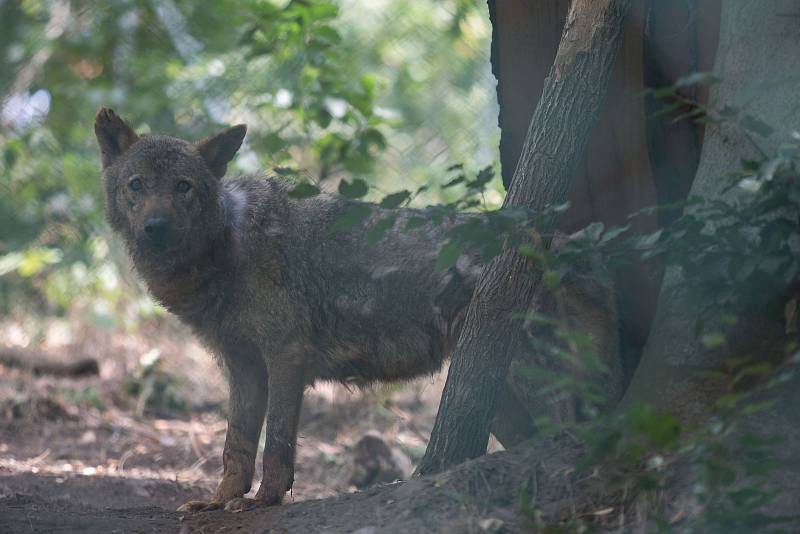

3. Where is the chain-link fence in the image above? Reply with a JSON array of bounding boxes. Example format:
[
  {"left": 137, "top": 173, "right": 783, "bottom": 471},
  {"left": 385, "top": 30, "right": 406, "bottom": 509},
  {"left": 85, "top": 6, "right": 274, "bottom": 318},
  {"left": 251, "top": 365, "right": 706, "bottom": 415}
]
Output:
[{"left": 0, "top": 0, "right": 501, "bottom": 315}]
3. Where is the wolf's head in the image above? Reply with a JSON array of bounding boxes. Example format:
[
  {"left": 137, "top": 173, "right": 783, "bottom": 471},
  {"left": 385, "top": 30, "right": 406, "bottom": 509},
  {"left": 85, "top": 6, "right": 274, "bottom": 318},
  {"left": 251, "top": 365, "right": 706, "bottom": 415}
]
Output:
[{"left": 94, "top": 108, "right": 245, "bottom": 269}]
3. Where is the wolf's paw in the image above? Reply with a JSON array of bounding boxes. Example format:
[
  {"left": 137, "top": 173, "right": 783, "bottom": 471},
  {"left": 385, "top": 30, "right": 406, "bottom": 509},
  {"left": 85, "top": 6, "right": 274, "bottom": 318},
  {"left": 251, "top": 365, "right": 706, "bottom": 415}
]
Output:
[
  {"left": 176, "top": 500, "right": 223, "bottom": 513},
  {"left": 223, "top": 497, "right": 262, "bottom": 513}
]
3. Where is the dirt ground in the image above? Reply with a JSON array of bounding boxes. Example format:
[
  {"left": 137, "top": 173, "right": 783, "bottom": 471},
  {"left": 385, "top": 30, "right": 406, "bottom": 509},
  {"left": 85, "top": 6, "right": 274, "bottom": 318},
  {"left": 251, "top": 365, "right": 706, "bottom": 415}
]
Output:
[
  {"left": 0, "top": 435, "right": 597, "bottom": 534},
  {"left": 0, "top": 317, "right": 528, "bottom": 533}
]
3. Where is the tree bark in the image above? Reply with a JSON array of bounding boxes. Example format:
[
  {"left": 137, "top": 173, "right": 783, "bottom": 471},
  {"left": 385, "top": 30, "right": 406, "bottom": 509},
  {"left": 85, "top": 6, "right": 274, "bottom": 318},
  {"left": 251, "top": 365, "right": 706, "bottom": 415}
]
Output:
[
  {"left": 621, "top": 0, "right": 800, "bottom": 417},
  {"left": 488, "top": 0, "right": 566, "bottom": 191},
  {"left": 417, "top": 0, "right": 633, "bottom": 475},
  {"left": 621, "top": 7, "right": 800, "bottom": 514},
  {"left": 642, "top": 0, "right": 720, "bottom": 228}
]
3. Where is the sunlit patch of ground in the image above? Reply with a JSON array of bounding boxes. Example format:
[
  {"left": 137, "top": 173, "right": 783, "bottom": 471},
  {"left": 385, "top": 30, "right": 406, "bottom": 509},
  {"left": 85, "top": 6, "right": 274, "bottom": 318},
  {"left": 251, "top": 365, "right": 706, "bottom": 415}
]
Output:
[{"left": 0, "top": 316, "right": 502, "bottom": 513}]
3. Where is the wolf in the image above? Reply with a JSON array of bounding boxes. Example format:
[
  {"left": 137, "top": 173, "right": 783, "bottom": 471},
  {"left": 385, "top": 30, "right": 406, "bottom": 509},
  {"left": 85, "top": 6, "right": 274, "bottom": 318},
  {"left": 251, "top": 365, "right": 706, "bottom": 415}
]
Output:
[{"left": 94, "top": 108, "right": 621, "bottom": 512}]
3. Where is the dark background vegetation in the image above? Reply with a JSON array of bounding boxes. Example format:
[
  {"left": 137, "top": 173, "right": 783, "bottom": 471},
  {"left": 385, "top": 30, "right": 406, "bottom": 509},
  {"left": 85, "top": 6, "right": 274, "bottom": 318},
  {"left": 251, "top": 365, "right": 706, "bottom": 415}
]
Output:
[{"left": 0, "top": 0, "right": 500, "bottom": 321}]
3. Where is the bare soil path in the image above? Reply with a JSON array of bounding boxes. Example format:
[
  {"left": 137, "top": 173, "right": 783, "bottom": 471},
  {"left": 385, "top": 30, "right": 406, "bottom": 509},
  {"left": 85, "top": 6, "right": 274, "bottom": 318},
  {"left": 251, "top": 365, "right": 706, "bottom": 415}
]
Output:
[
  {"left": 0, "top": 435, "right": 589, "bottom": 534},
  {"left": 0, "top": 321, "right": 586, "bottom": 533}
]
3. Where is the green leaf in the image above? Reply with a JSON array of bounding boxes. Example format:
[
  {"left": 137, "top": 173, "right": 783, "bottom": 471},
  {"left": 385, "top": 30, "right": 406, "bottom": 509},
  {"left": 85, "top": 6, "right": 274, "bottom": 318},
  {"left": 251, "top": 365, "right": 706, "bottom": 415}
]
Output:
[
  {"left": 631, "top": 229, "right": 663, "bottom": 249},
  {"left": 578, "top": 222, "right": 604, "bottom": 242},
  {"left": 0, "top": 252, "right": 24, "bottom": 277},
  {"left": 4, "top": 145, "right": 17, "bottom": 168},
  {"left": 405, "top": 216, "right": 427, "bottom": 230},
  {"left": 472, "top": 165, "right": 494, "bottom": 188},
  {"left": 653, "top": 101, "right": 684, "bottom": 117},
  {"left": 360, "top": 73, "right": 378, "bottom": 96},
  {"left": 740, "top": 159, "right": 761, "bottom": 172},
  {"left": 552, "top": 201, "right": 571, "bottom": 213},
  {"left": 481, "top": 238, "right": 503, "bottom": 262},
  {"left": 308, "top": 3, "right": 339, "bottom": 19},
  {"left": 443, "top": 175, "right": 466, "bottom": 188},
  {"left": 740, "top": 114, "right": 775, "bottom": 138},
  {"left": 701, "top": 332, "right": 726, "bottom": 349},
  {"left": 436, "top": 241, "right": 461, "bottom": 271},
  {"left": 652, "top": 86, "right": 677, "bottom": 99},
  {"left": 543, "top": 269, "right": 564, "bottom": 289},
  {"left": 315, "top": 108, "right": 332, "bottom": 128},
  {"left": 719, "top": 104, "right": 740, "bottom": 118},
  {"left": 733, "top": 363, "right": 774, "bottom": 385},
  {"left": 16, "top": 247, "right": 63, "bottom": 277},
  {"left": 361, "top": 128, "right": 386, "bottom": 150},
  {"left": 366, "top": 216, "right": 396, "bottom": 246},
  {"left": 675, "top": 72, "right": 719, "bottom": 88},
  {"left": 338, "top": 178, "right": 369, "bottom": 199},
  {"left": 740, "top": 400, "right": 775, "bottom": 416},
  {"left": 289, "top": 183, "right": 321, "bottom": 199},
  {"left": 332, "top": 204, "right": 372, "bottom": 232},
  {"left": 263, "top": 132, "right": 288, "bottom": 152},
  {"left": 600, "top": 224, "right": 630, "bottom": 244},
  {"left": 315, "top": 25, "right": 341, "bottom": 45},
  {"left": 273, "top": 166, "right": 301, "bottom": 176},
  {"left": 379, "top": 190, "right": 410, "bottom": 209}
]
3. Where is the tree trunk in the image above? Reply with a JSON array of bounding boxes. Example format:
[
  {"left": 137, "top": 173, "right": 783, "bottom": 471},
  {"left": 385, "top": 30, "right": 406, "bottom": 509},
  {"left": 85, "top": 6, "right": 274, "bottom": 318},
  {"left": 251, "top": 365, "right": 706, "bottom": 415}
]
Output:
[
  {"left": 488, "top": 0, "right": 567, "bottom": 192},
  {"left": 417, "top": 0, "right": 633, "bottom": 475},
  {"left": 487, "top": 2, "right": 720, "bottom": 422},
  {"left": 621, "top": 0, "right": 800, "bottom": 417},
  {"left": 642, "top": 0, "right": 720, "bottom": 228}
]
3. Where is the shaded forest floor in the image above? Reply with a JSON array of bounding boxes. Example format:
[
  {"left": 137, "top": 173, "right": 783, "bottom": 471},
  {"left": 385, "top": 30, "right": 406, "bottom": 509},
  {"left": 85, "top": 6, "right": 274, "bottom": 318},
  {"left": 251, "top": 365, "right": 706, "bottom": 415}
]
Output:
[
  {"left": 0, "top": 434, "right": 600, "bottom": 534},
  {"left": 0, "top": 316, "right": 727, "bottom": 533},
  {"left": 0, "top": 317, "right": 551, "bottom": 533}
]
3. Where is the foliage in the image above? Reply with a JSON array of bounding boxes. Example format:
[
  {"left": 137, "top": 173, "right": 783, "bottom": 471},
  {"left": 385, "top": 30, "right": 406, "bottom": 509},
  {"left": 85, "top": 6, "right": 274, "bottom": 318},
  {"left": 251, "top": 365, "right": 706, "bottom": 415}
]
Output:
[
  {"left": 0, "top": 0, "right": 498, "bottom": 318},
  {"left": 512, "top": 75, "right": 800, "bottom": 532},
  {"left": 563, "top": 352, "right": 799, "bottom": 533},
  {"left": 294, "top": 72, "right": 798, "bottom": 531},
  {"left": 304, "top": 163, "right": 511, "bottom": 264},
  {"left": 123, "top": 348, "right": 188, "bottom": 416},
  {"left": 304, "top": 67, "right": 795, "bottom": 529}
]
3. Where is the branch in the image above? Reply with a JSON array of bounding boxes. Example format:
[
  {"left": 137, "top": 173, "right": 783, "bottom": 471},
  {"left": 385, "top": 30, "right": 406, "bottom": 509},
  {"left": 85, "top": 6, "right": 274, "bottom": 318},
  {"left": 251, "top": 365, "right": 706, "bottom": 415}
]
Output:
[
  {"left": 416, "top": 0, "right": 633, "bottom": 475},
  {"left": 0, "top": 346, "right": 99, "bottom": 377}
]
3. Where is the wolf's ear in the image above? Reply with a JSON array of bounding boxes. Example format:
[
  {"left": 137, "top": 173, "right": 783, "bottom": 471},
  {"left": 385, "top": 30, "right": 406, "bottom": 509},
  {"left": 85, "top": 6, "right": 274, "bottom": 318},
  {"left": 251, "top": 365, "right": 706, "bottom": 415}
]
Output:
[
  {"left": 195, "top": 125, "right": 247, "bottom": 178},
  {"left": 94, "top": 108, "right": 139, "bottom": 169}
]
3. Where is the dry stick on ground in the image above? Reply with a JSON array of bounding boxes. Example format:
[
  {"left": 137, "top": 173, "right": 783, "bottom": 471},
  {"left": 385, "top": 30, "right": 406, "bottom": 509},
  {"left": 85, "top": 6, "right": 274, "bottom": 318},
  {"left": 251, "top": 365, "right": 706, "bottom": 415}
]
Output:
[
  {"left": 416, "top": 0, "right": 633, "bottom": 475},
  {"left": 0, "top": 346, "right": 99, "bottom": 377}
]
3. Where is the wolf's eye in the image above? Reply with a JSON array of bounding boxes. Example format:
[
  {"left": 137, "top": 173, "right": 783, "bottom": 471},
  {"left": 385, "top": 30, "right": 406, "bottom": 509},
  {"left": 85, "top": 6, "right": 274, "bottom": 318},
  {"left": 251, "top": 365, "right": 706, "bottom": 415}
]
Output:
[
  {"left": 128, "top": 178, "right": 143, "bottom": 192},
  {"left": 176, "top": 180, "right": 192, "bottom": 194}
]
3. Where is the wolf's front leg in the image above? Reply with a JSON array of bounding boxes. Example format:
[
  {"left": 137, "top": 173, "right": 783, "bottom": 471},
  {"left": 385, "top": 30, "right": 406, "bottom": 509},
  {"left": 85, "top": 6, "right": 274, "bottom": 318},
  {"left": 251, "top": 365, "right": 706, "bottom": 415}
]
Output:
[
  {"left": 256, "top": 354, "right": 306, "bottom": 505},
  {"left": 222, "top": 353, "right": 306, "bottom": 511},
  {"left": 177, "top": 355, "right": 267, "bottom": 513}
]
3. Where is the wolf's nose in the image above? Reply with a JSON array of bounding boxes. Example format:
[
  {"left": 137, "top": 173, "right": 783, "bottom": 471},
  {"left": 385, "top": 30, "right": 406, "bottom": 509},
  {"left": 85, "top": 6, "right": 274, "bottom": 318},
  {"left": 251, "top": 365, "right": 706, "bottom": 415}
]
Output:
[{"left": 144, "top": 217, "right": 170, "bottom": 243}]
